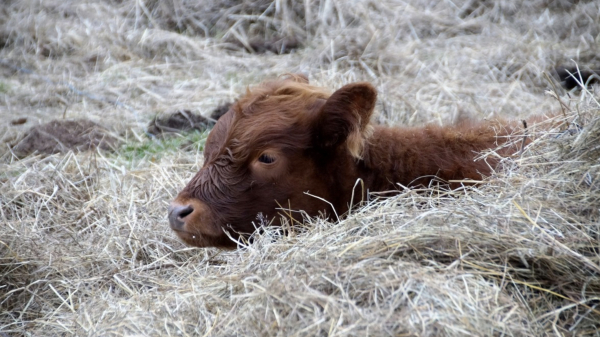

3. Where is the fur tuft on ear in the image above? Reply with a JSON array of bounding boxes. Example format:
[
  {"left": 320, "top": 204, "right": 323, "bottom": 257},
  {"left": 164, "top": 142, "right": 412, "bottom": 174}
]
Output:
[
  {"left": 312, "top": 82, "right": 377, "bottom": 159},
  {"left": 346, "top": 123, "right": 374, "bottom": 159}
]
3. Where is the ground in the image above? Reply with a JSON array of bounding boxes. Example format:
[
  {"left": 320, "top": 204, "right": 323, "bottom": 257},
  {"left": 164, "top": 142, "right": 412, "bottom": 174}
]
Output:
[{"left": 1, "top": 1, "right": 599, "bottom": 336}]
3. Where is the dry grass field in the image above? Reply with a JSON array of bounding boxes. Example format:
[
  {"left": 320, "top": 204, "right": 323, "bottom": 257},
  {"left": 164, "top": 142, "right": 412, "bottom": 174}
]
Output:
[{"left": 1, "top": 0, "right": 600, "bottom": 336}]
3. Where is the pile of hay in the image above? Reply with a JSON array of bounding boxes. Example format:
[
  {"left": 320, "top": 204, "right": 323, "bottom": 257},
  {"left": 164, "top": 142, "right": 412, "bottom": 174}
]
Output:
[{"left": 1, "top": 0, "right": 599, "bottom": 335}]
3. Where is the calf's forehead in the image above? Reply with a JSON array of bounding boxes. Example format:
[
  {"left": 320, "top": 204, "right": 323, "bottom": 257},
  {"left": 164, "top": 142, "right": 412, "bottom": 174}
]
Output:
[
  {"left": 204, "top": 109, "right": 234, "bottom": 161},
  {"left": 204, "top": 80, "right": 331, "bottom": 159}
]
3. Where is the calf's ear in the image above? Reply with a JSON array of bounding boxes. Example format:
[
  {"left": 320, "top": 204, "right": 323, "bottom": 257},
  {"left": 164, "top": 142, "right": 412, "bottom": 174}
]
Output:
[{"left": 312, "top": 82, "right": 377, "bottom": 158}]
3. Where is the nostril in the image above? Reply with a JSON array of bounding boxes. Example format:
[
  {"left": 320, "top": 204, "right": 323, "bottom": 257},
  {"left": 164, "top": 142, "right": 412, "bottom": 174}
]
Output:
[
  {"left": 168, "top": 205, "right": 194, "bottom": 229},
  {"left": 178, "top": 205, "right": 193, "bottom": 219}
]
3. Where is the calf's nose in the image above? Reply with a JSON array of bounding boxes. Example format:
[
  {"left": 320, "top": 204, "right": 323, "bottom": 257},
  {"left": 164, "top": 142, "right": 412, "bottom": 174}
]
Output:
[{"left": 168, "top": 204, "right": 194, "bottom": 230}]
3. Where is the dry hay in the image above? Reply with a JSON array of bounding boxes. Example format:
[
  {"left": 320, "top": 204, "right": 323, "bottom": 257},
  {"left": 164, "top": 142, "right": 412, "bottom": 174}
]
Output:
[{"left": 1, "top": 0, "right": 600, "bottom": 336}]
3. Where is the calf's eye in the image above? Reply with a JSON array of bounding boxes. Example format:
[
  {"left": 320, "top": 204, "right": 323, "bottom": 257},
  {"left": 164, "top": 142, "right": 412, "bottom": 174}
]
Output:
[{"left": 258, "top": 154, "right": 275, "bottom": 164}]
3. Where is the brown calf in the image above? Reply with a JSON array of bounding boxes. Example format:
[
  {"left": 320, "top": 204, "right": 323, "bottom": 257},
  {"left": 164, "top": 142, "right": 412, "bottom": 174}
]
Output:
[{"left": 169, "top": 75, "right": 523, "bottom": 248}]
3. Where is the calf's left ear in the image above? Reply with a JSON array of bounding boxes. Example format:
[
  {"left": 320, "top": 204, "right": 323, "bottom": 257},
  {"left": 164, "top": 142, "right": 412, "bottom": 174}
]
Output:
[{"left": 312, "top": 82, "right": 377, "bottom": 158}]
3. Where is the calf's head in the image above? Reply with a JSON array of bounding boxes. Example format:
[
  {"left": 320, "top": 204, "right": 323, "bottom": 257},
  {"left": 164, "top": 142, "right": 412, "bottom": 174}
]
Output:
[{"left": 169, "top": 76, "right": 377, "bottom": 248}]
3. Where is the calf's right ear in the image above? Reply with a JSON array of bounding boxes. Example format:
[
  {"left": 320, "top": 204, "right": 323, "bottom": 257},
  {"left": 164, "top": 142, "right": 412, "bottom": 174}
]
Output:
[{"left": 311, "top": 82, "right": 377, "bottom": 158}]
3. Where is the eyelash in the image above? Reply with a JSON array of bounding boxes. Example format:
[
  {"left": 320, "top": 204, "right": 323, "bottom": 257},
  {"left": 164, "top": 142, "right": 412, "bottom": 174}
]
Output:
[{"left": 258, "top": 154, "right": 275, "bottom": 164}]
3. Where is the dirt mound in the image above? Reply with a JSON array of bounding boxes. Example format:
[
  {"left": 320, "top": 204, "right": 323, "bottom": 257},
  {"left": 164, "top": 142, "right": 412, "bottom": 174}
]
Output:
[
  {"left": 147, "top": 110, "right": 214, "bottom": 136},
  {"left": 555, "top": 66, "right": 600, "bottom": 89},
  {"left": 210, "top": 102, "right": 233, "bottom": 121},
  {"left": 11, "top": 119, "right": 116, "bottom": 157},
  {"left": 146, "top": 1, "right": 304, "bottom": 54}
]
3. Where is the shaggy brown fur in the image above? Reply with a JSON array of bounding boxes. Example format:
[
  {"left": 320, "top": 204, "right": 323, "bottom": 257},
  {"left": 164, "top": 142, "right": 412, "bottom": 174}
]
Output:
[{"left": 169, "top": 75, "right": 523, "bottom": 249}]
